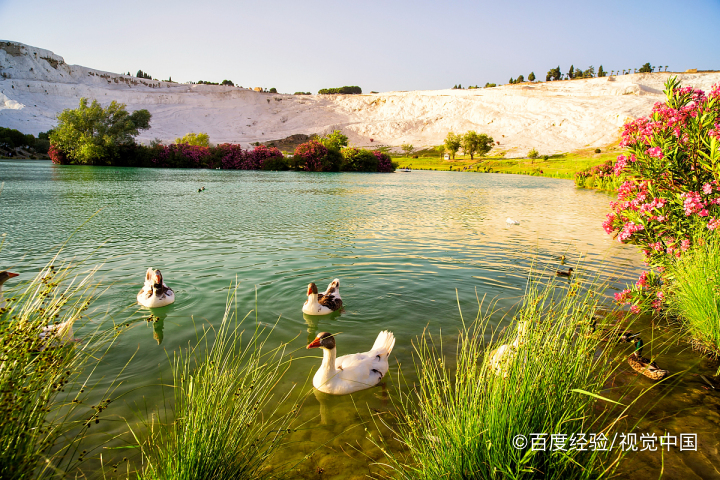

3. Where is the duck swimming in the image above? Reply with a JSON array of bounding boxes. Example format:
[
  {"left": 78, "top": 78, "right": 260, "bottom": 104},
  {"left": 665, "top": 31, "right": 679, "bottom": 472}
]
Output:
[
  {"left": 307, "top": 331, "right": 395, "bottom": 395},
  {"left": 556, "top": 267, "right": 574, "bottom": 277},
  {"left": 302, "top": 279, "right": 342, "bottom": 315},
  {"left": 0, "top": 270, "right": 19, "bottom": 310},
  {"left": 39, "top": 319, "right": 79, "bottom": 348},
  {"left": 626, "top": 336, "right": 669, "bottom": 380},
  {"left": 137, "top": 268, "right": 175, "bottom": 308}
]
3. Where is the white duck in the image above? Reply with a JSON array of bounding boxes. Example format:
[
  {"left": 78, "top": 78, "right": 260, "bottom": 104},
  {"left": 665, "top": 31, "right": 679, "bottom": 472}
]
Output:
[
  {"left": 0, "top": 270, "right": 19, "bottom": 310},
  {"left": 302, "top": 279, "right": 342, "bottom": 315},
  {"left": 39, "top": 319, "right": 79, "bottom": 348},
  {"left": 137, "top": 268, "right": 175, "bottom": 308},
  {"left": 307, "top": 331, "right": 395, "bottom": 395},
  {"left": 488, "top": 321, "right": 529, "bottom": 378}
]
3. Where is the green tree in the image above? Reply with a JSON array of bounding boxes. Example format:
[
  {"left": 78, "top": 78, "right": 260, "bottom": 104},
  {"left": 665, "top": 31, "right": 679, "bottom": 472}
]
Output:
[
  {"left": 509, "top": 77, "right": 515, "bottom": 84},
  {"left": 318, "top": 130, "right": 348, "bottom": 151},
  {"left": 528, "top": 148, "right": 539, "bottom": 159},
  {"left": 401, "top": 143, "right": 414, "bottom": 157},
  {"left": 444, "top": 132, "right": 462, "bottom": 159},
  {"left": 269, "top": 87, "right": 277, "bottom": 93},
  {"left": 639, "top": 62, "right": 652, "bottom": 73},
  {"left": 175, "top": 132, "right": 210, "bottom": 147},
  {"left": 528, "top": 72, "right": 535, "bottom": 82},
  {"left": 516, "top": 75, "right": 525, "bottom": 83},
  {"left": 460, "top": 131, "right": 494, "bottom": 160},
  {"left": 49, "top": 98, "right": 151, "bottom": 164},
  {"left": 568, "top": 65, "right": 575, "bottom": 79},
  {"left": 598, "top": 65, "right": 605, "bottom": 77},
  {"left": 221, "top": 79, "right": 234, "bottom": 86}
]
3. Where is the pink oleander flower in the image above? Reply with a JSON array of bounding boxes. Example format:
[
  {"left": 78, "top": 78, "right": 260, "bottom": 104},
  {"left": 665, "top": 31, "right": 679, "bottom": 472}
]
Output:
[
  {"left": 636, "top": 271, "right": 649, "bottom": 288},
  {"left": 614, "top": 289, "right": 631, "bottom": 304},
  {"left": 630, "top": 305, "right": 641, "bottom": 314},
  {"left": 708, "top": 217, "right": 720, "bottom": 230},
  {"left": 646, "top": 146, "right": 663, "bottom": 159},
  {"left": 656, "top": 290, "right": 665, "bottom": 300},
  {"left": 681, "top": 239, "right": 691, "bottom": 251},
  {"left": 703, "top": 183, "right": 714, "bottom": 194},
  {"left": 614, "top": 155, "right": 627, "bottom": 176}
]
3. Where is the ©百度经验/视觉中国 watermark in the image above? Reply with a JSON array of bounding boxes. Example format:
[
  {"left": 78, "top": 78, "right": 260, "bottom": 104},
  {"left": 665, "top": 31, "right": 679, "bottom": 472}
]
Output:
[{"left": 511, "top": 432, "right": 697, "bottom": 452}]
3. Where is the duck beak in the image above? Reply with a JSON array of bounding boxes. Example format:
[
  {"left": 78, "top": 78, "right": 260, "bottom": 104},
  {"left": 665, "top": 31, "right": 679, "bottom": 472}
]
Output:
[
  {"left": 7, "top": 272, "right": 18, "bottom": 278},
  {"left": 307, "top": 338, "right": 322, "bottom": 349}
]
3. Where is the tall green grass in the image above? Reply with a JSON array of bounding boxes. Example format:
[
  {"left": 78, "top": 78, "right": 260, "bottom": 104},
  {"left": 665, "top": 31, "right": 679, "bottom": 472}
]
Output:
[
  {"left": 669, "top": 239, "right": 720, "bottom": 372},
  {"left": 132, "top": 286, "right": 296, "bottom": 480},
  {"left": 0, "top": 258, "right": 120, "bottom": 479},
  {"left": 378, "top": 279, "right": 625, "bottom": 479}
]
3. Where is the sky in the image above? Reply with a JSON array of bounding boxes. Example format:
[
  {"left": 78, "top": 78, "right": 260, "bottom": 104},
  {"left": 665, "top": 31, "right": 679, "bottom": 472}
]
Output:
[{"left": 1, "top": 0, "right": 719, "bottom": 93}]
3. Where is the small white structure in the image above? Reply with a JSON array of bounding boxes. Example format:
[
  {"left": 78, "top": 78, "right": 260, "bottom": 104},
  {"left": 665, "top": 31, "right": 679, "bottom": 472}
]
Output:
[{"left": 444, "top": 153, "right": 450, "bottom": 160}]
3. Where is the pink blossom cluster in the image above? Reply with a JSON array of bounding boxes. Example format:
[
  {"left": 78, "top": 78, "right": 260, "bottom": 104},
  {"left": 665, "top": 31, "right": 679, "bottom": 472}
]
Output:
[
  {"left": 294, "top": 140, "right": 328, "bottom": 172},
  {"left": 154, "top": 143, "right": 212, "bottom": 167},
  {"left": 708, "top": 217, "right": 720, "bottom": 230},
  {"left": 680, "top": 191, "right": 709, "bottom": 217},
  {"left": 617, "top": 221, "right": 644, "bottom": 243},
  {"left": 373, "top": 151, "right": 394, "bottom": 173}
]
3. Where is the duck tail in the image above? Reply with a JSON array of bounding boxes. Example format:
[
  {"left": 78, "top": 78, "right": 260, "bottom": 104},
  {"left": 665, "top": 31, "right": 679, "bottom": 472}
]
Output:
[{"left": 372, "top": 330, "right": 395, "bottom": 355}]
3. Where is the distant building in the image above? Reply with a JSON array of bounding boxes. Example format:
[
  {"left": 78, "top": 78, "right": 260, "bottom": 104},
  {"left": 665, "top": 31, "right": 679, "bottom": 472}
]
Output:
[{"left": 444, "top": 153, "right": 450, "bottom": 160}]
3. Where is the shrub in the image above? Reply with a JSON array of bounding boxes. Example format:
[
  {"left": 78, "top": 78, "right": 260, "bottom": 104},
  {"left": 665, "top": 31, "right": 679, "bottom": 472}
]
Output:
[
  {"left": 341, "top": 147, "right": 379, "bottom": 172},
  {"left": 153, "top": 143, "right": 212, "bottom": 168},
  {"left": 175, "top": 132, "right": 210, "bottom": 147},
  {"left": 248, "top": 145, "right": 283, "bottom": 170},
  {"left": 528, "top": 148, "right": 539, "bottom": 159},
  {"left": 603, "top": 77, "right": 720, "bottom": 313},
  {"left": 317, "top": 86, "right": 362, "bottom": 95},
  {"left": 293, "top": 140, "right": 328, "bottom": 171},
  {"left": 48, "top": 144, "right": 68, "bottom": 165},
  {"left": 594, "top": 148, "right": 601, "bottom": 153},
  {"left": 373, "top": 151, "right": 395, "bottom": 172},
  {"left": 261, "top": 156, "right": 289, "bottom": 171},
  {"left": 213, "top": 143, "right": 247, "bottom": 170}
]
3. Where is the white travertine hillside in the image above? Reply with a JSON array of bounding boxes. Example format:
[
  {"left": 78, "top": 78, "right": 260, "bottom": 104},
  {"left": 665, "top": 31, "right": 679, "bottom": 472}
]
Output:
[{"left": 1, "top": 41, "right": 719, "bottom": 156}]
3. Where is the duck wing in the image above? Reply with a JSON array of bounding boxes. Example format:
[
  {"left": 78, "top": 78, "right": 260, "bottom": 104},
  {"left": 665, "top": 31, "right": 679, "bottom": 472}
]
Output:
[
  {"left": 336, "top": 331, "right": 395, "bottom": 375},
  {"left": 318, "top": 294, "right": 342, "bottom": 311}
]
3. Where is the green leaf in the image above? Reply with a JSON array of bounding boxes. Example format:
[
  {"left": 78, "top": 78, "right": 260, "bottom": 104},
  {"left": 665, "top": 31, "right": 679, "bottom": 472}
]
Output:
[{"left": 570, "top": 388, "right": 626, "bottom": 406}]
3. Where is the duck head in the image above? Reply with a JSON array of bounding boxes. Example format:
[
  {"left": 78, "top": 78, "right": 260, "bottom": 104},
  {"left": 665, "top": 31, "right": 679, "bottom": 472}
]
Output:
[
  {"left": 325, "top": 278, "right": 341, "bottom": 298},
  {"left": 0, "top": 271, "right": 19, "bottom": 286},
  {"left": 307, "top": 282, "right": 319, "bottom": 297},
  {"left": 145, "top": 268, "right": 164, "bottom": 287},
  {"left": 307, "top": 332, "right": 336, "bottom": 350}
]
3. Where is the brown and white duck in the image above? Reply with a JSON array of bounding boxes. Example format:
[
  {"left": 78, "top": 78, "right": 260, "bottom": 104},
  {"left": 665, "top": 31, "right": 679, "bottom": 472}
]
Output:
[
  {"left": 137, "top": 268, "right": 175, "bottom": 308},
  {"left": 307, "top": 331, "right": 395, "bottom": 395},
  {"left": 302, "top": 279, "right": 342, "bottom": 315}
]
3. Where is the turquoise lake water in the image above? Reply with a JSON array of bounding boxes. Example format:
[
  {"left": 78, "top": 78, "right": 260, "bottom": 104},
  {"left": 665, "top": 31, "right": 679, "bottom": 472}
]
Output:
[{"left": 1, "top": 160, "right": 718, "bottom": 479}]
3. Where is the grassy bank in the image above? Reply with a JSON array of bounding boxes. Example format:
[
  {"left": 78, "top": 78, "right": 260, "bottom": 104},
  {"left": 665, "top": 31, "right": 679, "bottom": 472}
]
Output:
[
  {"left": 394, "top": 146, "right": 622, "bottom": 179},
  {"left": 377, "top": 278, "right": 630, "bottom": 479}
]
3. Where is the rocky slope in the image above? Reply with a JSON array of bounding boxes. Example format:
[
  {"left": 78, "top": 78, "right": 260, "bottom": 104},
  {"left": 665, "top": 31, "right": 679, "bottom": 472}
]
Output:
[{"left": 1, "top": 41, "right": 718, "bottom": 156}]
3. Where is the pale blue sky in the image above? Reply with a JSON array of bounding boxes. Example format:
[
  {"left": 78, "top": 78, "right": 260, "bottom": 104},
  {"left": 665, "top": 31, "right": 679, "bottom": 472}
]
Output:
[{"left": 2, "top": 0, "right": 719, "bottom": 93}]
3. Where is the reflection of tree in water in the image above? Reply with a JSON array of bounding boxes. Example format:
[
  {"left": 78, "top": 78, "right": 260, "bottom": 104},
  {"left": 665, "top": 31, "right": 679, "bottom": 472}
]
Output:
[{"left": 146, "top": 314, "right": 166, "bottom": 345}]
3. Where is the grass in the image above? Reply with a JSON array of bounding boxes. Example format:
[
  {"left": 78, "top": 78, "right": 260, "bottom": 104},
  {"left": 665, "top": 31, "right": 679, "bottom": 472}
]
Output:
[
  {"left": 393, "top": 145, "right": 622, "bottom": 179},
  {"left": 669, "top": 238, "right": 720, "bottom": 373},
  {"left": 376, "top": 277, "right": 630, "bottom": 479},
  {"left": 0, "top": 256, "right": 120, "bottom": 479},
  {"left": 132, "top": 285, "right": 297, "bottom": 480}
]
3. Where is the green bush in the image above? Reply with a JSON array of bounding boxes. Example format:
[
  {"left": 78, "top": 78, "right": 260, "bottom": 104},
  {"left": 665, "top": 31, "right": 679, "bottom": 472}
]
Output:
[
  {"left": 594, "top": 148, "right": 601, "bottom": 154},
  {"left": 341, "top": 147, "right": 379, "bottom": 172},
  {"left": 528, "top": 148, "right": 539, "bottom": 159},
  {"left": 261, "top": 156, "right": 289, "bottom": 171},
  {"left": 317, "top": 86, "right": 362, "bottom": 95}
]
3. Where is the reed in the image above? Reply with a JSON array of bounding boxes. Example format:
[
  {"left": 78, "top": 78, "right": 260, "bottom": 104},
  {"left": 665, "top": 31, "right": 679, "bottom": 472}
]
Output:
[
  {"left": 0, "top": 258, "right": 119, "bottom": 479},
  {"left": 668, "top": 238, "right": 720, "bottom": 371},
  {"left": 132, "top": 285, "right": 296, "bottom": 480},
  {"left": 379, "top": 279, "right": 626, "bottom": 479}
]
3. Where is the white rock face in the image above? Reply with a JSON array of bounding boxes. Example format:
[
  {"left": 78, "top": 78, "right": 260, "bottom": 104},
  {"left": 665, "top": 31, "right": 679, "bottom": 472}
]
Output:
[{"left": 1, "top": 40, "right": 719, "bottom": 156}]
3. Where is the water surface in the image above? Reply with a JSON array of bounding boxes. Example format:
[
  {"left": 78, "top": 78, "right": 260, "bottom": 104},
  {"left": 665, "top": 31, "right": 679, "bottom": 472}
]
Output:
[{"left": 1, "top": 160, "right": 716, "bottom": 479}]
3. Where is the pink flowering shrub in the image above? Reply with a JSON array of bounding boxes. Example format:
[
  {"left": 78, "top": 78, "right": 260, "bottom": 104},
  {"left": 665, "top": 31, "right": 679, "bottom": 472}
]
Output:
[
  {"left": 604, "top": 77, "right": 720, "bottom": 312},
  {"left": 374, "top": 151, "right": 396, "bottom": 172},
  {"left": 293, "top": 140, "right": 328, "bottom": 172},
  {"left": 152, "top": 143, "right": 212, "bottom": 168},
  {"left": 48, "top": 144, "right": 68, "bottom": 165},
  {"left": 574, "top": 159, "right": 621, "bottom": 190}
]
